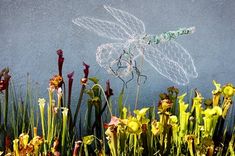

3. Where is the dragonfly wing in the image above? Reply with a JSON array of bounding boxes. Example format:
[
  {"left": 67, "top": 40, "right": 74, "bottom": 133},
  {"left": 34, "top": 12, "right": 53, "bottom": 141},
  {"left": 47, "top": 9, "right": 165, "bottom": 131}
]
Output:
[
  {"left": 73, "top": 17, "right": 131, "bottom": 40},
  {"left": 154, "top": 40, "right": 198, "bottom": 78},
  {"left": 142, "top": 45, "right": 189, "bottom": 85},
  {"left": 104, "top": 5, "right": 145, "bottom": 36},
  {"left": 96, "top": 42, "right": 133, "bottom": 77}
]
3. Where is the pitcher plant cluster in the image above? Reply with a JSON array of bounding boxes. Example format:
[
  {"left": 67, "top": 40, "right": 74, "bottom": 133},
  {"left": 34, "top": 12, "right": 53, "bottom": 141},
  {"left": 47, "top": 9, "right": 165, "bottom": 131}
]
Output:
[{"left": 0, "top": 50, "right": 234, "bottom": 156}]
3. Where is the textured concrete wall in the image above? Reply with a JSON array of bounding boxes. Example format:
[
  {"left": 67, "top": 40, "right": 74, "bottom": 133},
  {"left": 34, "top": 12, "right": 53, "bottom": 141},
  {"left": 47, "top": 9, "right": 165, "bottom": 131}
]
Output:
[{"left": 0, "top": 0, "right": 235, "bottom": 123}]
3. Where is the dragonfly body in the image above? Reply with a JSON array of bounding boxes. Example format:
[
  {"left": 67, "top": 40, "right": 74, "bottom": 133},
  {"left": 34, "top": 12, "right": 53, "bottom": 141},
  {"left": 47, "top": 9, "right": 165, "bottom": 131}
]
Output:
[{"left": 73, "top": 5, "right": 198, "bottom": 85}]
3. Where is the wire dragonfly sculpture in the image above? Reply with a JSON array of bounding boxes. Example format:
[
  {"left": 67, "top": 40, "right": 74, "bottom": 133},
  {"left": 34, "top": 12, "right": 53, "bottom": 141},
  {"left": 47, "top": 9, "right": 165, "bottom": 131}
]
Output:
[{"left": 73, "top": 5, "right": 198, "bottom": 85}]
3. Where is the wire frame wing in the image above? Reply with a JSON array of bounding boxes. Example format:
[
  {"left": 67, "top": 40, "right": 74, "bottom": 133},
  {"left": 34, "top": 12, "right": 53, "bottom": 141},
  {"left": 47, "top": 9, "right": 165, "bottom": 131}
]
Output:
[
  {"left": 96, "top": 42, "right": 134, "bottom": 77},
  {"left": 143, "top": 45, "right": 189, "bottom": 85},
  {"left": 104, "top": 5, "right": 145, "bottom": 36},
  {"left": 73, "top": 17, "right": 131, "bottom": 40},
  {"left": 154, "top": 40, "right": 198, "bottom": 78}
]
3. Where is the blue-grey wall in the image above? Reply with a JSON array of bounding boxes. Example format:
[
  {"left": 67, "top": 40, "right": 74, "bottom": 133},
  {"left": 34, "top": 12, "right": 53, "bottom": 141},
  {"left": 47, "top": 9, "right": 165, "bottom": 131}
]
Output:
[{"left": 0, "top": 0, "right": 235, "bottom": 120}]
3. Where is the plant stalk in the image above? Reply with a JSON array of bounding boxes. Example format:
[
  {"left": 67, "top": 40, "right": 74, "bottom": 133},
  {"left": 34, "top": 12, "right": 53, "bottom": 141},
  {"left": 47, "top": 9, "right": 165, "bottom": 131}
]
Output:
[
  {"left": 4, "top": 87, "right": 9, "bottom": 129},
  {"left": 73, "top": 85, "right": 85, "bottom": 127}
]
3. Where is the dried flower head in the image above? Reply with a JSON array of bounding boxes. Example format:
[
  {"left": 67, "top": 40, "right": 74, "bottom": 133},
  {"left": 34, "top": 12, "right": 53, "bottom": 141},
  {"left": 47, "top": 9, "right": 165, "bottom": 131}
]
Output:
[{"left": 49, "top": 75, "right": 63, "bottom": 90}]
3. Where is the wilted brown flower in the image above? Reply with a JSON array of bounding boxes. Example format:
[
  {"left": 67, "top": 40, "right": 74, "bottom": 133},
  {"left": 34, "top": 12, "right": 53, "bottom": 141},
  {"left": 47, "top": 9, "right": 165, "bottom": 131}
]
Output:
[{"left": 49, "top": 75, "right": 63, "bottom": 90}]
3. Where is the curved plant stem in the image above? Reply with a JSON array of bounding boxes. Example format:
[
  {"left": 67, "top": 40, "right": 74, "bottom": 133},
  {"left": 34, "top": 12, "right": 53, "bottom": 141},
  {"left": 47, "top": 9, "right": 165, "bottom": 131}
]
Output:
[
  {"left": 4, "top": 87, "right": 8, "bottom": 129},
  {"left": 91, "top": 84, "right": 112, "bottom": 117}
]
